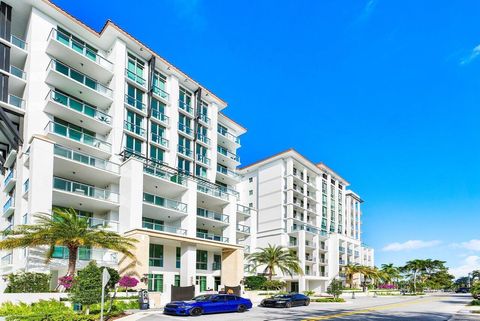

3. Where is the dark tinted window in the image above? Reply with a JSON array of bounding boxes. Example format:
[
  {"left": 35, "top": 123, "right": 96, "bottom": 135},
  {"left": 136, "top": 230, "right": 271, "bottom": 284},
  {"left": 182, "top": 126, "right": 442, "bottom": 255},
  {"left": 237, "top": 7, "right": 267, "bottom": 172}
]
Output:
[{"left": 226, "top": 295, "right": 236, "bottom": 301}]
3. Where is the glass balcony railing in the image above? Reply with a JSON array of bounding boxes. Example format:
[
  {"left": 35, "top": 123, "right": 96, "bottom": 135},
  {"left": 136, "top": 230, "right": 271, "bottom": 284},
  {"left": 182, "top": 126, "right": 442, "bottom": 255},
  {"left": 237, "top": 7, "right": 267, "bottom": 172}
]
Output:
[
  {"left": 1, "top": 253, "right": 12, "bottom": 265},
  {"left": 79, "top": 216, "right": 119, "bottom": 231},
  {"left": 217, "top": 146, "right": 240, "bottom": 163},
  {"left": 151, "top": 133, "right": 169, "bottom": 148},
  {"left": 23, "top": 179, "right": 29, "bottom": 194},
  {"left": 178, "top": 123, "right": 193, "bottom": 136},
  {"left": 45, "top": 121, "right": 111, "bottom": 153},
  {"left": 237, "top": 224, "right": 250, "bottom": 234},
  {"left": 48, "top": 60, "right": 112, "bottom": 97},
  {"left": 53, "top": 177, "right": 119, "bottom": 202},
  {"left": 10, "top": 35, "right": 27, "bottom": 50},
  {"left": 151, "top": 109, "right": 169, "bottom": 124},
  {"left": 48, "top": 90, "right": 112, "bottom": 125},
  {"left": 197, "top": 208, "right": 229, "bottom": 223},
  {"left": 142, "top": 220, "right": 186, "bottom": 235},
  {"left": 197, "top": 183, "right": 229, "bottom": 200},
  {"left": 217, "top": 165, "right": 240, "bottom": 180},
  {"left": 9, "top": 65, "right": 25, "bottom": 79},
  {"left": 289, "top": 241, "right": 298, "bottom": 247},
  {"left": 7, "top": 94, "right": 25, "bottom": 109},
  {"left": 54, "top": 145, "right": 119, "bottom": 173},
  {"left": 124, "top": 121, "right": 145, "bottom": 137},
  {"left": 237, "top": 204, "right": 252, "bottom": 216},
  {"left": 196, "top": 154, "right": 210, "bottom": 166},
  {"left": 49, "top": 28, "right": 113, "bottom": 71},
  {"left": 198, "top": 113, "right": 210, "bottom": 125},
  {"left": 212, "top": 262, "right": 221, "bottom": 270},
  {"left": 124, "top": 94, "right": 146, "bottom": 112},
  {"left": 3, "top": 197, "right": 14, "bottom": 213},
  {"left": 143, "top": 163, "right": 186, "bottom": 186},
  {"left": 217, "top": 127, "right": 240, "bottom": 144},
  {"left": 339, "top": 246, "right": 345, "bottom": 253},
  {"left": 178, "top": 145, "right": 193, "bottom": 158},
  {"left": 178, "top": 100, "right": 193, "bottom": 114},
  {"left": 219, "top": 186, "right": 239, "bottom": 198},
  {"left": 290, "top": 223, "right": 322, "bottom": 235},
  {"left": 52, "top": 246, "right": 117, "bottom": 263},
  {"left": 197, "top": 133, "right": 210, "bottom": 145},
  {"left": 196, "top": 231, "right": 229, "bottom": 243},
  {"left": 143, "top": 192, "right": 187, "bottom": 213},
  {"left": 125, "top": 68, "right": 146, "bottom": 87},
  {"left": 3, "top": 170, "right": 14, "bottom": 186},
  {"left": 152, "top": 85, "right": 169, "bottom": 100}
]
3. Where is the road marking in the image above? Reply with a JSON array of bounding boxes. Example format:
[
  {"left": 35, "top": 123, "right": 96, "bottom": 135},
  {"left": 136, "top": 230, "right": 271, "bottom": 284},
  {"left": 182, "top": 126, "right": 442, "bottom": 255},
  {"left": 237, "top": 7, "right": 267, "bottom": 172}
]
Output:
[{"left": 302, "top": 296, "right": 442, "bottom": 321}]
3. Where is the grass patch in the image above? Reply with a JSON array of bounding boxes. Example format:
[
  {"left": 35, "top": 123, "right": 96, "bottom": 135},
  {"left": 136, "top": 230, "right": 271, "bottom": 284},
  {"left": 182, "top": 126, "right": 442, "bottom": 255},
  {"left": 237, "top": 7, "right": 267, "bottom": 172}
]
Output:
[
  {"left": 470, "top": 299, "right": 480, "bottom": 306},
  {"left": 311, "top": 298, "right": 345, "bottom": 303}
]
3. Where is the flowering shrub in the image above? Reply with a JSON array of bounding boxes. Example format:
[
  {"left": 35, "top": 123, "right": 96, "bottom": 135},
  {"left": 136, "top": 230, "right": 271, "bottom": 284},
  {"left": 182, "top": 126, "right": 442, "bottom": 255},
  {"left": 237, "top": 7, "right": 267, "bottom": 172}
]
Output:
[
  {"left": 377, "top": 284, "right": 396, "bottom": 289},
  {"left": 118, "top": 275, "right": 139, "bottom": 289},
  {"left": 58, "top": 275, "right": 74, "bottom": 290}
]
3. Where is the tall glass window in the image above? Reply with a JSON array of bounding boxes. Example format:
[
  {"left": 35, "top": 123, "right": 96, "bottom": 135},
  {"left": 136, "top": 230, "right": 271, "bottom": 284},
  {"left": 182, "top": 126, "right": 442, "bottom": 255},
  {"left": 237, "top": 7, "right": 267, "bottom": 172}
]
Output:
[
  {"left": 149, "top": 244, "right": 163, "bottom": 267},
  {"left": 148, "top": 274, "right": 163, "bottom": 292}
]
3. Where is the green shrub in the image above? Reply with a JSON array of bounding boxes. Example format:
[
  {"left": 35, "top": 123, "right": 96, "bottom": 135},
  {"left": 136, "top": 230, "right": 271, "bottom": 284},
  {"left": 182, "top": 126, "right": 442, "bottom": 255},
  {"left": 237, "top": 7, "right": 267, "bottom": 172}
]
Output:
[
  {"left": 5, "top": 272, "right": 51, "bottom": 293},
  {"left": 90, "top": 299, "right": 138, "bottom": 314},
  {"left": 470, "top": 299, "right": 480, "bottom": 306},
  {"left": 327, "top": 279, "right": 343, "bottom": 299},
  {"left": 244, "top": 276, "right": 267, "bottom": 290},
  {"left": 471, "top": 283, "right": 480, "bottom": 299},
  {"left": 69, "top": 261, "right": 106, "bottom": 314},
  {"left": 303, "top": 290, "right": 315, "bottom": 296},
  {"left": 311, "top": 297, "right": 345, "bottom": 303},
  {"left": 261, "top": 280, "right": 286, "bottom": 290}
]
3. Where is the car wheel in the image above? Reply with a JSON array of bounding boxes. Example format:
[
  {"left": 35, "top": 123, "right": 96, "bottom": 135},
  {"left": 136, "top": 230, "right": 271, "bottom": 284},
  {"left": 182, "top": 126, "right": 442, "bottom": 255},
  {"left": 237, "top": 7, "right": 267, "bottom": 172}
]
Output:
[
  {"left": 237, "top": 304, "right": 247, "bottom": 313},
  {"left": 285, "top": 302, "right": 292, "bottom": 308},
  {"left": 190, "top": 307, "right": 203, "bottom": 316},
  {"left": 305, "top": 299, "right": 310, "bottom": 306}
]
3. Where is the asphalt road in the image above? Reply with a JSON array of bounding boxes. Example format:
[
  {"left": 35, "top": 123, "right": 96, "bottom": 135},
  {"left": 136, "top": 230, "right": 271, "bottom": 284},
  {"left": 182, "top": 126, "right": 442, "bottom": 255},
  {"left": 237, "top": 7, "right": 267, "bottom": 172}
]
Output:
[{"left": 137, "top": 294, "right": 478, "bottom": 321}]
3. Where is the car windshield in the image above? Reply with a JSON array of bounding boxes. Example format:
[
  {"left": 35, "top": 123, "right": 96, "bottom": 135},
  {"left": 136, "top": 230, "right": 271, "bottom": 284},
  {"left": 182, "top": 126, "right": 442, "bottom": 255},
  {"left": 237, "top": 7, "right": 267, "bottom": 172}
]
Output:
[
  {"left": 272, "top": 294, "right": 292, "bottom": 299},
  {"left": 192, "top": 295, "right": 213, "bottom": 302}
]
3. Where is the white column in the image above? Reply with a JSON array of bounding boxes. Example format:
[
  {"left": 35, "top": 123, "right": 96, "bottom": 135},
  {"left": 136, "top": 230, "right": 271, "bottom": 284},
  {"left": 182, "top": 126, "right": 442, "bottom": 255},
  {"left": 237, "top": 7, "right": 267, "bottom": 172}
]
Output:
[
  {"left": 181, "top": 181, "right": 197, "bottom": 238},
  {"left": 28, "top": 137, "right": 54, "bottom": 218},
  {"left": 298, "top": 230, "right": 306, "bottom": 292},
  {"left": 119, "top": 158, "right": 144, "bottom": 232},
  {"left": 180, "top": 243, "right": 197, "bottom": 287}
]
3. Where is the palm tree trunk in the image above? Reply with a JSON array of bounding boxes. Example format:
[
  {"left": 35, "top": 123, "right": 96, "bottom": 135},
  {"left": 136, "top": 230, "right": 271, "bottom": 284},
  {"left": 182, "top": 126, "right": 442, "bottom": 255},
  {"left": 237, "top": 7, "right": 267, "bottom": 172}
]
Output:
[{"left": 67, "top": 246, "right": 78, "bottom": 276}]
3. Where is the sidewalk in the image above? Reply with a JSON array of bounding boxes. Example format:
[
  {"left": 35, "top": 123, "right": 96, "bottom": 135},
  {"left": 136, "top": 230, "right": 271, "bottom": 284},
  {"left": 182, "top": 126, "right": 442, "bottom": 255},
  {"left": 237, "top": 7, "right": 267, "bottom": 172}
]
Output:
[
  {"left": 116, "top": 309, "right": 162, "bottom": 321},
  {"left": 449, "top": 304, "right": 480, "bottom": 320}
]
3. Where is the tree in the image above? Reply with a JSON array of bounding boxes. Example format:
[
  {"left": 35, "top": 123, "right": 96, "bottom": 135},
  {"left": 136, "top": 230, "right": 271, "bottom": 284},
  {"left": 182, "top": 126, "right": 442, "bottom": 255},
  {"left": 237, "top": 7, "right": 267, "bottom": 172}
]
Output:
[
  {"left": 118, "top": 275, "right": 139, "bottom": 295},
  {"left": 244, "top": 275, "right": 267, "bottom": 290},
  {"left": 69, "top": 261, "right": 104, "bottom": 314},
  {"left": 0, "top": 208, "right": 137, "bottom": 276},
  {"left": 327, "top": 279, "right": 343, "bottom": 299},
  {"left": 402, "top": 259, "right": 426, "bottom": 293},
  {"left": 247, "top": 244, "right": 303, "bottom": 280},
  {"left": 380, "top": 263, "right": 401, "bottom": 286},
  {"left": 5, "top": 272, "right": 50, "bottom": 293},
  {"left": 344, "top": 264, "right": 363, "bottom": 288},
  {"left": 472, "top": 270, "right": 480, "bottom": 282}
]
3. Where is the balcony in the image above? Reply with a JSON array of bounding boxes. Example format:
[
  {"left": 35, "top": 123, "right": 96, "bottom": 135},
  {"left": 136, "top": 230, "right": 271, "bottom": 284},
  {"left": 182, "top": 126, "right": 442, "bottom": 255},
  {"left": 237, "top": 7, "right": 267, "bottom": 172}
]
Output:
[
  {"left": 196, "top": 154, "right": 210, "bottom": 166},
  {"left": 125, "top": 69, "right": 146, "bottom": 88},
  {"left": 3, "top": 170, "right": 15, "bottom": 192},
  {"left": 45, "top": 121, "right": 111, "bottom": 158},
  {"left": 151, "top": 109, "right": 169, "bottom": 125},
  {"left": 143, "top": 163, "right": 187, "bottom": 190},
  {"left": 45, "top": 90, "right": 112, "bottom": 134},
  {"left": 1, "top": 35, "right": 27, "bottom": 68},
  {"left": 124, "top": 121, "right": 146, "bottom": 138},
  {"left": 236, "top": 204, "right": 252, "bottom": 217},
  {"left": 197, "top": 183, "right": 229, "bottom": 203},
  {"left": 3, "top": 65, "right": 26, "bottom": 93},
  {"left": 244, "top": 245, "right": 251, "bottom": 254},
  {"left": 0, "top": 94, "right": 25, "bottom": 112},
  {"left": 142, "top": 219, "right": 186, "bottom": 236},
  {"left": 2, "top": 197, "right": 14, "bottom": 217},
  {"left": 151, "top": 133, "right": 169, "bottom": 148},
  {"left": 216, "top": 165, "right": 241, "bottom": 185},
  {"left": 217, "top": 146, "right": 240, "bottom": 167},
  {"left": 236, "top": 224, "right": 250, "bottom": 234},
  {"left": 52, "top": 177, "right": 118, "bottom": 211},
  {"left": 197, "top": 208, "right": 229, "bottom": 224},
  {"left": 339, "top": 246, "right": 345, "bottom": 253},
  {"left": 178, "top": 100, "right": 193, "bottom": 115},
  {"left": 52, "top": 246, "right": 118, "bottom": 264},
  {"left": 152, "top": 85, "right": 169, "bottom": 102},
  {"left": 0, "top": 253, "right": 12, "bottom": 273},
  {"left": 339, "top": 260, "right": 346, "bottom": 266},
  {"left": 197, "top": 133, "right": 210, "bottom": 145},
  {"left": 143, "top": 193, "right": 187, "bottom": 213},
  {"left": 217, "top": 127, "right": 240, "bottom": 150},
  {"left": 46, "top": 28, "right": 113, "bottom": 83},
  {"left": 46, "top": 60, "right": 112, "bottom": 108},
  {"left": 178, "top": 123, "right": 194, "bottom": 137},
  {"left": 82, "top": 216, "right": 119, "bottom": 232},
  {"left": 198, "top": 113, "right": 210, "bottom": 125},
  {"left": 178, "top": 145, "right": 193, "bottom": 158},
  {"left": 196, "top": 231, "right": 229, "bottom": 243},
  {"left": 124, "top": 94, "right": 146, "bottom": 113}
]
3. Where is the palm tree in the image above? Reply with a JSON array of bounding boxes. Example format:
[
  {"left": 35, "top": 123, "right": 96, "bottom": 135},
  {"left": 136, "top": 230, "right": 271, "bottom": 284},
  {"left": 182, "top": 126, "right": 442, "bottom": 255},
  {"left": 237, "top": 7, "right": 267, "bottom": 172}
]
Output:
[
  {"left": 247, "top": 244, "right": 303, "bottom": 280},
  {"left": 344, "top": 264, "right": 363, "bottom": 288},
  {"left": 380, "top": 263, "right": 401, "bottom": 285},
  {"left": 402, "top": 259, "right": 425, "bottom": 293},
  {"left": 0, "top": 208, "right": 137, "bottom": 276}
]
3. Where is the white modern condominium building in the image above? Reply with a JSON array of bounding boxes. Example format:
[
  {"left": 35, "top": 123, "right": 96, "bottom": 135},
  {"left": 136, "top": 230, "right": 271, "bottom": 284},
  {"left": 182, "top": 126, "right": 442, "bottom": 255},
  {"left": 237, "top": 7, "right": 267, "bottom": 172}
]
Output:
[
  {"left": 238, "top": 149, "right": 374, "bottom": 293},
  {"left": 0, "top": 0, "right": 255, "bottom": 302}
]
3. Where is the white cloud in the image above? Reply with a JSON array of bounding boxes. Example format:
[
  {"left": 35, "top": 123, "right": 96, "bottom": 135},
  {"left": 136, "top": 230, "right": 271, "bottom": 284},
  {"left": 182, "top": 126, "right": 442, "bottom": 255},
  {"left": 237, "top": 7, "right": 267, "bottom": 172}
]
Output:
[
  {"left": 449, "top": 256, "right": 480, "bottom": 278},
  {"left": 460, "top": 44, "right": 480, "bottom": 65},
  {"left": 382, "top": 240, "right": 441, "bottom": 252},
  {"left": 452, "top": 239, "right": 480, "bottom": 251}
]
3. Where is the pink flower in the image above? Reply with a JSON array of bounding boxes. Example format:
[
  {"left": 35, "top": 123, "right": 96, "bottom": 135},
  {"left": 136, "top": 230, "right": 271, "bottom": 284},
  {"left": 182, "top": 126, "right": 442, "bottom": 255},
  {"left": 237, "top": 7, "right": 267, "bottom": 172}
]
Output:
[
  {"left": 59, "top": 275, "right": 74, "bottom": 289},
  {"left": 118, "top": 275, "right": 139, "bottom": 288}
]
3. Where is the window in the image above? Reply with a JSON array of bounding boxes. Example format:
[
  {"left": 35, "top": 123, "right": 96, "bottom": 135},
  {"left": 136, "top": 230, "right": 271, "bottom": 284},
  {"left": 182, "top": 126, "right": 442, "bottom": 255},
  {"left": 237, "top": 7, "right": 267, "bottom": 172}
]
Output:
[
  {"left": 151, "top": 98, "right": 167, "bottom": 121},
  {"left": 53, "top": 118, "right": 96, "bottom": 143},
  {"left": 178, "top": 114, "right": 192, "bottom": 134},
  {"left": 151, "top": 122, "right": 166, "bottom": 146},
  {"left": 174, "top": 275, "right": 181, "bottom": 287},
  {"left": 198, "top": 100, "right": 209, "bottom": 124},
  {"left": 196, "top": 250, "right": 208, "bottom": 270},
  {"left": 22, "top": 213, "right": 27, "bottom": 224},
  {"left": 150, "top": 145, "right": 164, "bottom": 163},
  {"left": 125, "top": 110, "right": 144, "bottom": 136},
  {"left": 197, "top": 124, "right": 208, "bottom": 144},
  {"left": 127, "top": 53, "right": 145, "bottom": 86},
  {"left": 249, "top": 202, "right": 253, "bottom": 208},
  {"left": 149, "top": 244, "right": 163, "bottom": 267},
  {"left": 125, "top": 134, "right": 142, "bottom": 154},
  {"left": 196, "top": 165, "right": 207, "bottom": 178},
  {"left": 177, "top": 157, "right": 191, "bottom": 174},
  {"left": 178, "top": 136, "right": 192, "bottom": 157},
  {"left": 126, "top": 84, "right": 144, "bottom": 110},
  {"left": 249, "top": 190, "right": 253, "bottom": 196},
  {"left": 213, "top": 254, "right": 221, "bottom": 270},
  {"left": 196, "top": 276, "right": 207, "bottom": 292},
  {"left": 249, "top": 177, "right": 253, "bottom": 183},
  {"left": 57, "top": 27, "right": 97, "bottom": 61},
  {"left": 153, "top": 71, "right": 167, "bottom": 98},
  {"left": 179, "top": 87, "right": 192, "bottom": 111},
  {"left": 148, "top": 274, "right": 163, "bottom": 292},
  {"left": 176, "top": 247, "right": 181, "bottom": 268}
]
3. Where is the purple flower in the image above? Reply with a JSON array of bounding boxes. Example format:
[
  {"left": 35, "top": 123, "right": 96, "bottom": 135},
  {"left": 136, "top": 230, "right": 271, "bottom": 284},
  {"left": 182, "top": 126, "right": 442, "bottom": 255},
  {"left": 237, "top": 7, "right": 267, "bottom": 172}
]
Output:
[
  {"left": 118, "top": 275, "right": 139, "bottom": 288},
  {"left": 59, "top": 275, "right": 74, "bottom": 289}
]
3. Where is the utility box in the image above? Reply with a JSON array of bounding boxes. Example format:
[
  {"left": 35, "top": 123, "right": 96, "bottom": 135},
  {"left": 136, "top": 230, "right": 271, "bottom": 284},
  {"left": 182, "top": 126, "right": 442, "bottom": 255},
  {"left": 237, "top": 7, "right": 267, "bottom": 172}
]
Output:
[{"left": 138, "top": 289, "right": 150, "bottom": 310}]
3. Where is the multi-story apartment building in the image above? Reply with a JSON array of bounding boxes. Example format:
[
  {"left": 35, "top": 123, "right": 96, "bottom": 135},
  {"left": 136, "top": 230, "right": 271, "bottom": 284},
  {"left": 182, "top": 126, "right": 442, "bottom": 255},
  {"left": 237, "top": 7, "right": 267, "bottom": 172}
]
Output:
[
  {"left": 238, "top": 149, "right": 374, "bottom": 293},
  {"left": 0, "top": 0, "right": 257, "bottom": 303}
]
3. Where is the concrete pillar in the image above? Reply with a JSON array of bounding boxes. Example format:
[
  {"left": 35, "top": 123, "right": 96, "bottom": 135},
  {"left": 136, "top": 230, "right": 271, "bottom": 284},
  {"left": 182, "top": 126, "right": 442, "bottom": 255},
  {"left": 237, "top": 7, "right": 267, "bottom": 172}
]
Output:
[
  {"left": 119, "top": 158, "right": 144, "bottom": 232},
  {"left": 181, "top": 181, "right": 197, "bottom": 238},
  {"left": 221, "top": 248, "right": 243, "bottom": 286},
  {"left": 118, "top": 232, "right": 150, "bottom": 281},
  {"left": 298, "top": 230, "right": 306, "bottom": 292},
  {"left": 180, "top": 242, "right": 196, "bottom": 286}
]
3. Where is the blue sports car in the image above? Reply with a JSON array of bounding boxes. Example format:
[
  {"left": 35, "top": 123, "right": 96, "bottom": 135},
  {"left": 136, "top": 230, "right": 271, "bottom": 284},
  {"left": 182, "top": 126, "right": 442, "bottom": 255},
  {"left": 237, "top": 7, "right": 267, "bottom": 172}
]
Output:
[{"left": 164, "top": 294, "right": 253, "bottom": 316}]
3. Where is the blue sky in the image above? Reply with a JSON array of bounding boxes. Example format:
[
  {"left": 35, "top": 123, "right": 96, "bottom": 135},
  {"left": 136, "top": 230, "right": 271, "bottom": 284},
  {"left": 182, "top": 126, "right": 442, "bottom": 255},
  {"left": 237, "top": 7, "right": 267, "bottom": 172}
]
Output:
[{"left": 53, "top": 0, "right": 480, "bottom": 277}]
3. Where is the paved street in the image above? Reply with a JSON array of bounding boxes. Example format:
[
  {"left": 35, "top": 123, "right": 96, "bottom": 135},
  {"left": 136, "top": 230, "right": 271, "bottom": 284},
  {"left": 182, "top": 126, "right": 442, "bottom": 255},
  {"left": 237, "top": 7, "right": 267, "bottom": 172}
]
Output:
[{"left": 135, "top": 294, "right": 478, "bottom": 321}]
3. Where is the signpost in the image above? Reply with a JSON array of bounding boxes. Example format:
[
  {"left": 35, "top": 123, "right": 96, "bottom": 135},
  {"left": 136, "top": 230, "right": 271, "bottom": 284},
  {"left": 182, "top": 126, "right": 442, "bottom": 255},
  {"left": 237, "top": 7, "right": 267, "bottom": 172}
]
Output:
[{"left": 100, "top": 268, "right": 111, "bottom": 321}]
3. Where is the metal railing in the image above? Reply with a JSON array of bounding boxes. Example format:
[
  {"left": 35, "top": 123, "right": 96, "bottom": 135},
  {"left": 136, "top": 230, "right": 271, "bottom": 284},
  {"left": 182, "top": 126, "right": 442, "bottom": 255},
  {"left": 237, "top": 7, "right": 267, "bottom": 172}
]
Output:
[
  {"left": 197, "top": 183, "right": 229, "bottom": 200},
  {"left": 196, "top": 231, "right": 229, "bottom": 243},
  {"left": 178, "top": 100, "right": 193, "bottom": 114},
  {"left": 10, "top": 65, "right": 25, "bottom": 79},
  {"left": 152, "top": 85, "right": 169, "bottom": 100},
  {"left": 217, "top": 146, "right": 240, "bottom": 162},
  {"left": 10, "top": 35, "right": 27, "bottom": 50},
  {"left": 198, "top": 113, "right": 210, "bottom": 125},
  {"left": 178, "top": 123, "right": 193, "bottom": 136},
  {"left": 237, "top": 204, "right": 252, "bottom": 216},
  {"left": 151, "top": 109, "right": 169, "bottom": 124},
  {"left": 3, "top": 197, "right": 14, "bottom": 213},
  {"left": 143, "top": 164, "right": 187, "bottom": 186},
  {"left": 217, "top": 165, "right": 240, "bottom": 179},
  {"left": 7, "top": 94, "right": 25, "bottom": 109},
  {"left": 54, "top": 145, "right": 119, "bottom": 173},
  {"left": 3, "top": 170, "right": 14, "bottom": 186},
  {"left": 143, "top": 192, "right": 187, "bottom": 213},
  {"left": 53, "top": 177, "right": 119, "bottom": 202},
  {"left": 45, "top": 121, "right": 111, "bottom": 153},
  {"left": 196, "top": 154, "right": 210, "bottom": 166},
  {"left": 178, "top": 145, "right": 193, "bottom": 158},
  {"left": 125, "top": 68, "right": 146, "bottom": 87},
  {"left": 197, "top": 208, "right": 229, "bottom": 223},
  {"left": 236, "top": 224, "right": 250, "bottom": 234},
  {"left": 142, "top": 220, "right": 186, "bottom": 235},
  {"left": 217, "top": 127, "right": 240, "bottom": 144},
  {"left": 197, "top": 133, "right": 210, "bottom": 145},
  {"left": 151, "top": 132, "right": 169, "bottom": 148},
  {"left": 124, "top": 94, "right": 146, "bottom": 112},
  {"left": 124, "top": 121, "right": 145, "bottom": 137},
  {"left": 48, "top": 90, "right": 112, "bottom": 125},
  {"left": 49, "top": 28, "right": 113, "bottom": 70},
  {"left": 52, "top": 246, "right": 118, "bottom": 263},
  {"left": 47, "top": 60, "right": 112, "bottom": 97}
]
